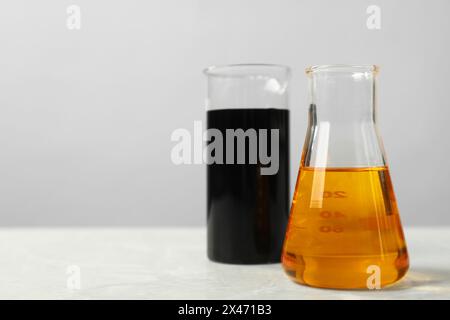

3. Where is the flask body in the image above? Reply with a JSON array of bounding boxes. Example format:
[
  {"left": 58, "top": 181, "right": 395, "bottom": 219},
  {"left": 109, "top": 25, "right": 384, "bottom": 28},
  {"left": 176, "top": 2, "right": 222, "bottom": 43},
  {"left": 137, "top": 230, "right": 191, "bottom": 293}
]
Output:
[{"left": 282, "top": 65, "right": 409, "bottom": 289}]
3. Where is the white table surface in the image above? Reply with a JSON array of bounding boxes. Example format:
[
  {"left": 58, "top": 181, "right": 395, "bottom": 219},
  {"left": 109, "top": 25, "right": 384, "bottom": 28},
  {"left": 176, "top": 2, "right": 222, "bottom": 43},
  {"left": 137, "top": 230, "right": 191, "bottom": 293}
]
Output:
[{"left": 0, "top": 227, "right": 449, "bottom": 300}]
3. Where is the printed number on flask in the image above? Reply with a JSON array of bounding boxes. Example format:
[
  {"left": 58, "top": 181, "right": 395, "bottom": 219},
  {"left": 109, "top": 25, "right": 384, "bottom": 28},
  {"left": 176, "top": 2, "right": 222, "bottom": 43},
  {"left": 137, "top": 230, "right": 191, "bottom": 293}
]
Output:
[
  {"left": 323, "top": 191, "right": 347, "bottom": 198},
  {"left": 319, "top": 210, "right": 345, "bottom": 234},
  {"left": 319, "top": 226, "right": 344, "bottom": 233},
  {"left": 319, "top": 191, "right": 346, "bottom": 232},
  {"left": 320, "top": 211, "right": 346, "bottom": 218}
]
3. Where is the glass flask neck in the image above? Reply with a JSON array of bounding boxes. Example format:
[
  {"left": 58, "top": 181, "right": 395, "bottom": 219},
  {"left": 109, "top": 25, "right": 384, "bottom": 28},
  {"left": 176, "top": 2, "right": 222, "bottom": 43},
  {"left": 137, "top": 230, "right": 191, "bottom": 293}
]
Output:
[{"left": 303, "top": 65, "right": 386, "bottom": 168}]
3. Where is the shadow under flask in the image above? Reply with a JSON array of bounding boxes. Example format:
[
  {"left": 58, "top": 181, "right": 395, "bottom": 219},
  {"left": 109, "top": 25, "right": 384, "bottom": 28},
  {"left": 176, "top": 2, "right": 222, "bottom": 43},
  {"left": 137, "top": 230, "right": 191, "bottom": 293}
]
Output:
[{"left": 282, "top": 65, "right": 409, "bottom": 289}]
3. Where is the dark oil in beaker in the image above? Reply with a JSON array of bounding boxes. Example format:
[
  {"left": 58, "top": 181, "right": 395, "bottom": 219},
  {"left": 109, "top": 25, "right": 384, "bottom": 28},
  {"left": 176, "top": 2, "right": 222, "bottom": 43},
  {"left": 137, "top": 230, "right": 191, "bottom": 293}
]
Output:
[
  {"left": 207, "top": 108, "right": 289, "bottom": 264},
  {"left": 282, "top": 166, "right": 409, "bottom": 288}
]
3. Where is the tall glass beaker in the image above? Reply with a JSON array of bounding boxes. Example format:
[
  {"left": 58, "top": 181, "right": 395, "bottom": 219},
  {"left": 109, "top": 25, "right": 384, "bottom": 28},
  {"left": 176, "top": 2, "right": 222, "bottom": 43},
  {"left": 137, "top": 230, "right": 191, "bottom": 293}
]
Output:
[
  {"left": 282, "top": 65, "right": 409, "bottom": 288},
  {"left": 205, "top": 64, "right": 290, "bottom": 264}
]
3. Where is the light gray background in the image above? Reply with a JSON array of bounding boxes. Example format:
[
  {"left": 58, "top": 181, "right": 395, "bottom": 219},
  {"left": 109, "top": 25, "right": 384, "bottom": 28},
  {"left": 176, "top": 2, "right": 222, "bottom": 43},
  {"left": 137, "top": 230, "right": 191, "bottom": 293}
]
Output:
[{"left": 0, "top": 0, "right": 448, "bottom": 226}]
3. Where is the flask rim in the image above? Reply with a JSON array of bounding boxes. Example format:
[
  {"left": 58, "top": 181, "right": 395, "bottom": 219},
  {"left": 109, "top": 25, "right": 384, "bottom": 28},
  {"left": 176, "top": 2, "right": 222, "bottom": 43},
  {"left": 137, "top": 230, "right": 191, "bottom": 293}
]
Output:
[
  {"left": 204, "top": 63, "right": 291, "bottom": 79},
  {"left": 306, "top": 64, "right": 379, "bottom": 76}
]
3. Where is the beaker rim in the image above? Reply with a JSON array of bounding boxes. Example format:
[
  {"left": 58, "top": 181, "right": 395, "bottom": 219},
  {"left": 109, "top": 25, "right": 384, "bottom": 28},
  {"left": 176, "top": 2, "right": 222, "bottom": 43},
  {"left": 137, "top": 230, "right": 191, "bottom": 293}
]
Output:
[
  {"left": 204, "top": 63, "right": 291, "bottom": 79},
  {"left": 306, "top": 64, "right": 379, "bottom": 75}
]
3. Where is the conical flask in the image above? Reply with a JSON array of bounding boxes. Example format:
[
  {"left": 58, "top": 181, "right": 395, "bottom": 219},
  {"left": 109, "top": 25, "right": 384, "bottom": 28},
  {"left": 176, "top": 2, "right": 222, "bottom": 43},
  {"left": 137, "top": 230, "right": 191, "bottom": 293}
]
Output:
[{"left": 282, "top": 65, "right": 409, "bottom": 289}]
